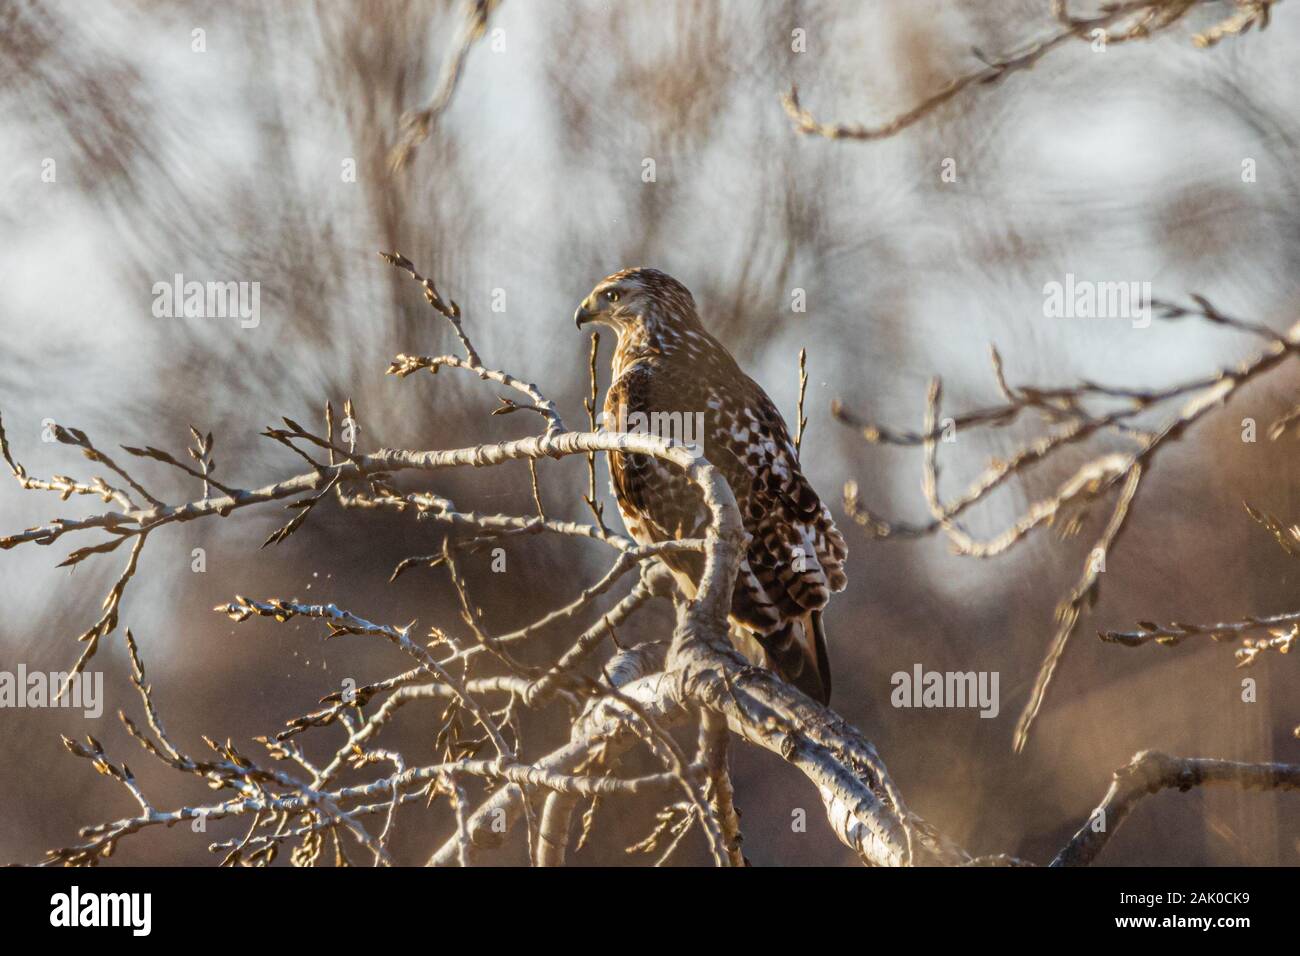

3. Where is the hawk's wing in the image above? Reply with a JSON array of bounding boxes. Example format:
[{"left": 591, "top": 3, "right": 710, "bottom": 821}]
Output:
[
  {"left": 605, "top": 350, "right": 847, "bottom": 700},
  {"left": 605, "top": 357, "right": 710, "bottom": 558}
]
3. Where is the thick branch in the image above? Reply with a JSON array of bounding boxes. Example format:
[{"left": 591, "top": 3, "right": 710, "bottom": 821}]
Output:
[{"left": 1053, "top": 751, "right": 1300, "bottom": 866}]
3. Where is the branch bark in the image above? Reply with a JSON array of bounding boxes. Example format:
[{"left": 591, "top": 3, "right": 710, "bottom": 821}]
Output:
[{"left": 1053, "top": 750, "right": 1300, "bottom": 866}]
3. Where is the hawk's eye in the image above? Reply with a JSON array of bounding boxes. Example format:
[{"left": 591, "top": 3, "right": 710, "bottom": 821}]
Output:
[{"left": 606, "top": 290, "right": 620, "bottom": 303}]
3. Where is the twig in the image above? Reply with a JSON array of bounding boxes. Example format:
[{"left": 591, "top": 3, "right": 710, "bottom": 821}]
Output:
[
  {"left": 390, "top": 0, "right": 502, "bottom": 170},
  {"left": 781, "top": 0, "right": 1278, "bottom": 142}
]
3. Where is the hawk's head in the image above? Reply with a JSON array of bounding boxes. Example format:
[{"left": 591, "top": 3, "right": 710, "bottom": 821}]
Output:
[{"left": 573, "top": 268, "right": 702, "bottom": 341}]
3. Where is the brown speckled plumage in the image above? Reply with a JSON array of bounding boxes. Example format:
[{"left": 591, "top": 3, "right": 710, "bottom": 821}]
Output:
[{"left": 575, "top": 268, "right": 847, "bottom": 703}]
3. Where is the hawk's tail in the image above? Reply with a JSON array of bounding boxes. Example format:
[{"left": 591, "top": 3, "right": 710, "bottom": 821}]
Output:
[{"left": 740, "top": 611, "right": 832, "bottom": 705}]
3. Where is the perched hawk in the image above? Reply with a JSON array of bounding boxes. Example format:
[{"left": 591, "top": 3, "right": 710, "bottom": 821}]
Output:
[{"left": 574, "top": 268, "right": 847, "bottom": 703}]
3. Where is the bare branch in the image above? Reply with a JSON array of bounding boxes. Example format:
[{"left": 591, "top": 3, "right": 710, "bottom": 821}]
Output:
[
  {"left": 782, "top": 0, "right": 1279, "bottom": 143},
  {"left": 1053, "top": 750, "right": 1300, "bottom": 866}
]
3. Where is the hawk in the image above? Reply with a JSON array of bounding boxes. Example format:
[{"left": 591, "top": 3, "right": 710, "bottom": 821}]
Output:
[{"left": 575, "top": 268, "right": 847, "bottom": 703}]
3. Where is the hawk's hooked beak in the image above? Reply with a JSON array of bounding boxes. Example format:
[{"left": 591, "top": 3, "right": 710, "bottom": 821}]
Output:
[{"left": 574, "top": 296, "right": 596, "bottom": 329}]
